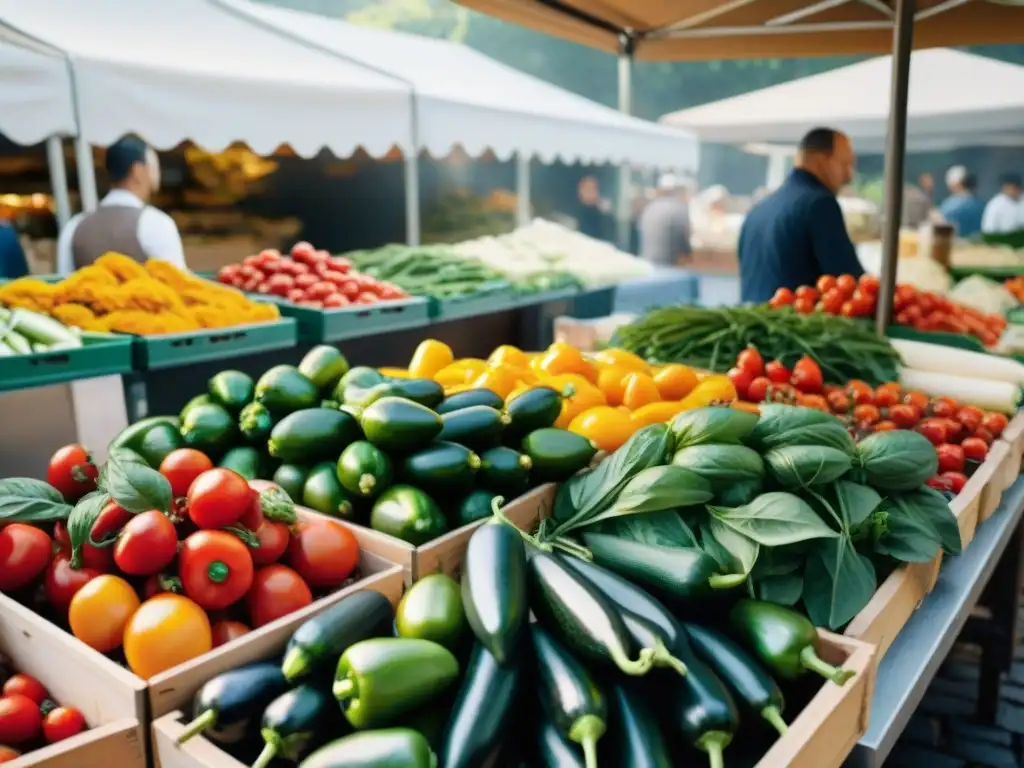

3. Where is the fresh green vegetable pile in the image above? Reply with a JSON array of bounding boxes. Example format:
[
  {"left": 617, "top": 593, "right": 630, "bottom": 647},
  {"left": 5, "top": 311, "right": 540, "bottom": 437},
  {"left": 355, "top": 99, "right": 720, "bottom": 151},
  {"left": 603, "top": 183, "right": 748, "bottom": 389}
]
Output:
[
  {"left": 108, "top": 345, "right": 595, "bottom": 546},
  {"left": 345, "top": 244, "right": 583, "bottom": 299},
  {"left": 0, "top": 306, "right": 83, "bottom": 356},
  {"left": 180, "top": 523, "right": 860, "bottom": 768},
  {"left": 533, "top": 405, "right": 960, "bottom": 631},
  {"left": 613, "top": 305, "right": 902, "bottom": 386}
]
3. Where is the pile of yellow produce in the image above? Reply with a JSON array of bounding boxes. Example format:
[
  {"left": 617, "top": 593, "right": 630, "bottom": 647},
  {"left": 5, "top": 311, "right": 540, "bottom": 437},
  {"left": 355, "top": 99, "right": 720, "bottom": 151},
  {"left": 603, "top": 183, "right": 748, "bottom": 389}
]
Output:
[
  {"left": 0, "top": 253, "right": 280, "bottom": 335},
  {"left": 385, "top": 339, "right": 742, "bottom": 453}
]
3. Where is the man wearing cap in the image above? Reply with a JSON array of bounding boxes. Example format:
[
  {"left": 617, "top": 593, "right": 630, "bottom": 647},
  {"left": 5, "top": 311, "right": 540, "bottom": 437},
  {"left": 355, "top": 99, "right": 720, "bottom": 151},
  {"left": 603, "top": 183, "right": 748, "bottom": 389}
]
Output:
[
  {"left": 56, "top": 137, "right": 185, "bottom": 274},
  {"left": 939, "top": 165, "right": 984, "bottom": 237},
  {"left": 982, "top": 173, "right": 1024, "bottom": 235},
  {"left": 737, "top": 127, "right": 863, "bottom": 303},
  {"left": 638, "top": 173, "right": 692, "bottom": 266}
]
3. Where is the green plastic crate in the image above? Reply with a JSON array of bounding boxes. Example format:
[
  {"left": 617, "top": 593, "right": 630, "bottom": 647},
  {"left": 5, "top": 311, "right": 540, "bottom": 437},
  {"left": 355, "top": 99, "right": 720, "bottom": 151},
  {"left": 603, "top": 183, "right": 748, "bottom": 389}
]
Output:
[
  {"left": 429, "top": 286, "right": 517, "bottom": 321},
  {"left": 131, "top": 318, "right": 298, "bottom": 371},
  {"left": 948, "top": 265, "right": 1024, "bottom": 282},
  {"left": 508, "top": 287, "right": 581, "bottom": 309},
  {"left": 275, "top": 297, "right": 430, "bottom": 342},
  {"left": 0, "top": 332, "right": 133, "bottom": 392}
]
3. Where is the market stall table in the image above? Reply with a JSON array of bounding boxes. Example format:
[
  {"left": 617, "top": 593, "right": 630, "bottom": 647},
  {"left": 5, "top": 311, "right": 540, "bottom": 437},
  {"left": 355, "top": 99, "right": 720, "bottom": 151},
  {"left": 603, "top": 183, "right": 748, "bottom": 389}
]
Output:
[{"left": 847, "top": 473, "right": 1024, "bottom": 767}]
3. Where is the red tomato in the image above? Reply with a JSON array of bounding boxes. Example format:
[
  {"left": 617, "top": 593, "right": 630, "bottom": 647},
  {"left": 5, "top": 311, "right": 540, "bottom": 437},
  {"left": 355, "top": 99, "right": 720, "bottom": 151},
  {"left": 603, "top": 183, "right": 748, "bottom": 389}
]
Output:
[
  {"left": 0, "top": 746, "right": 18, "bottom": 762},
  {"left": 916, "top": 419, "right": 948, "bottom": 446},
  {"left": 2, "top": 676, "right": 46, "bottom": 706},
  {"left": 113, "top": 512, "right": 178, "bottom": 576},
  {"left": 211, "top": 620, "right": 251, "bottom": 648},
  {"left": 286, "top": 288, "right": 305, "bottom": 303},
  {"left": 44, "top": 555, "right": 102, "bottom": 618},
  {"left": 929, "top": 399, "right": 957, "bottom": 419},
  {"left": 746, "top": 377, "right": 771, "bottom": 403},
  {"left": 826, "top": 390, "right": 851, "bottom": 414},
  {"left": 793, "top": 297, "right": 815, "bottom": 314},
  {"left": 328, "top": 257, "right": 352, "bottom": 273},
  {"left": 816, "top": 275, "right": 837, "bottom": 294},
  {"left": 873, "top": 387, "right": 899, "bottom": 409},
  {"left": 840, "top": 301, "right": 858, "bottom": 318},
  {"left": 736, "top": 347, "right": 764, "bottom": 377},
  {"left": 926, "top": 475, "right": 953, "bottom": 492},
  {"left": 42, "top": 707, "right": 85, "bottom": 744},
  {"left": 982, "top": 412, "right": 1009, "bottom": 437},
  {"left": 726, "top": 367, "right": 753, "bottom": 399},
  {"left": 791, "top": 356, "right": 823, "bottom": 394},
  {"left": 159, "top": 449, "right": 214, "bottom": 499},
  {"left": 769, "top": 287, "right": 794, "bottom": 307},
  {"left": 957, "top": 406, "right": 984, "bottom": 433},
  {"left": 794, "top": 286, "right": 819, "bottom": 303},
  {"left": 936, "top": 443, "right": 965, "bottom": 473},
  {"left": 820, "top": 289, "right": 844, "bottom": 315},
  {"left": 178, "top": 531, "right": 255, "bottom": 611},
  {"left": 874, "top": 420, "right": 897, "bottom": 432},
  {"left": 961, "top": 437, "right": 989, "bottom": 462},
  {"left": 238, "top": 491, "right": 265, "bottom": 533},
  {"left": 47, "top": 444, "right": 98, "bottom": 503},
  {"left": 941, "top": 471, "right": 968, "bottom": 494},
  {"left": 305, "top": 282, "right": 335, "bottom": 301},
  {"left": 852, "top": 404, "right": 880, "bottom": 425},
  {"left": 322, "top": 293, "right": 351, "bottom": 309},
  {"left": 798, "top": 394, "right": 829, "bottom": 412},
  {"left": 972, "top": 427, "right": 995, "bottom": 446},
  {"left": 356, "top": 292, "right": 380, "bottom": 305},
  {"left": 265, "top": 274, "right": 294, "bottom": 297},
  {"left": 836, "top": 274, "right": 858, "bottom": 295},
  {"left": 250, "top": 521, "right": 291, "bottom": 567},
  {"left": 248, "top": 565, "right": 313, "bottom": 628},
  {"left": 0, "top": 525, "right": 52, "bottom": 592},
  {"left": 847, "top": 381, "right": 874, "bottom": 406},
  {"left": 54, "top": 500, "right": 132, "bottom": 571},
  {"left": 850, "top": 292, "right": 875, "bottom": 316},
  {"left": 187, "top": 469, "right": 252, "bottom": 530},
  {"left": 888, "top": 404, "right": 919, "bottom": 429},
  {"left": 287, "top": 520, "right": 359, "bottom": 589},
  {"left": 294, "top": 273, "right": 318, "bottom": 290},
  {"left": 765, "top": 361, "right": 790, "bottom": 384},
  {"left": 0, "top": 695, "right": 41, "bottom": 744}
]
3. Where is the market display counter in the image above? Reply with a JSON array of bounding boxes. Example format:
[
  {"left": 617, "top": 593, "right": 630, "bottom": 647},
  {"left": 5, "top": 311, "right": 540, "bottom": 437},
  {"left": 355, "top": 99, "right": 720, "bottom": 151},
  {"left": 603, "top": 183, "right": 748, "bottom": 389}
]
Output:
[{"left": 847, "top": 473, "right": 1024, "bottom": 768}]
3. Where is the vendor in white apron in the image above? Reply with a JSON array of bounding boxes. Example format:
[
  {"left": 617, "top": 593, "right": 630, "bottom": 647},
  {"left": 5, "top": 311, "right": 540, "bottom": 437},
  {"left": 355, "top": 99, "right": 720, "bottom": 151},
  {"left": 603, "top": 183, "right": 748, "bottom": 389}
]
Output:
[{"left": 56, "top": 137, "right": 185, "bottom": 273}]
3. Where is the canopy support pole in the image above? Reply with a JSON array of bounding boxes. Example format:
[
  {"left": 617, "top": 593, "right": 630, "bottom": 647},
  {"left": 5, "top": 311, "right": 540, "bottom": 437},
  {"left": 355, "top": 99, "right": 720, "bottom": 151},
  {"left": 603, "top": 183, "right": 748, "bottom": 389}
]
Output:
[
  {"left": 616, "top": 32, "right": 636, "bottom": 252},
  {"left": 516, "top": 153, "right": 531, "bottom": 228},
  {"left": 46, "top": 136, "right": 72, "bottom": 229},
  {"left": 405, "top": 151, "right": 421, "bottom": 247},
  {"left": 875, "top": 0, "right": 915, "bottom": 335},
  {"left": 73, "top": 136, "right": 99, "bottom": 213}
]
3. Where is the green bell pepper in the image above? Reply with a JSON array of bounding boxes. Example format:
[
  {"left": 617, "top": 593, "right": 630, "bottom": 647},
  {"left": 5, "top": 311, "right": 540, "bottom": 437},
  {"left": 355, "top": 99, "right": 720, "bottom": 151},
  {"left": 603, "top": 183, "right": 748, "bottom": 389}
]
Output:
[{"left": 298, "top": 729, "right": 436, "bottom": 768}]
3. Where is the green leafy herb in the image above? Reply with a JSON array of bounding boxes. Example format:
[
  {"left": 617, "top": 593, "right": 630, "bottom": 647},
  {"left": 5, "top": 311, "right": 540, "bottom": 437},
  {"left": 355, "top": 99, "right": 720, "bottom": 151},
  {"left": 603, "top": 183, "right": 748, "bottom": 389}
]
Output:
[
  {"left": 747, "top": 405, "right": 837, "bottom": 450},
  {"left": 803, "top": 536, "right": 877, "bottom": 630},
  {"left": 670, "top": 444, "right": 764, "bottom": 495},
  {"left": 704, "top": 517, "right": 759, "bottom": 577},
  {"left": 757, "top": 572, "right": 804, "bottom": 606},
  {"left": 67, "top": 491, "right": 112, "bottom": 568},
  {"left": 714, "top": 477, "right": 763, "bottom": 507},
  {"left": 764, "top": 445, "right": 852, "bottom": 489},
  {"left": 669, "top": 407, "right": 759, "bottom": 449},
  {"left": 899, "top": 487, "right": 961, "bottom": 556},
  {"left": 758, "top": 421, "right": 856, "bottom": 456},
  {"left": 103, "top": 448, "right": 172, "bottom": 514},
  {"left": 854, "top": 430, "right": 939, "bottom": 491},
  {"left": 708, "top": 492, "right": 839, "bottom": 547},
  {"left": 0, "top": 478, "right": 72, "bottom": 522},
  {"left": 874, "top": 487, "right": 962, "bottom": 561},
  {"left": 594, "top": 510, "right": 700, "bottom": 548}
]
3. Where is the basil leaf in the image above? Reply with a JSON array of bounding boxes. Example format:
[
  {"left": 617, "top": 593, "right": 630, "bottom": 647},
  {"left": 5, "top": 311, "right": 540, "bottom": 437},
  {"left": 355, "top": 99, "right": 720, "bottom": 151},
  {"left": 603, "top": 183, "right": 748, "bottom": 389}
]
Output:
[
  {"left": 0, "top": 477, "right": 71, "bottom": 522},
  {"left": 709, "top": 492, "right": 839, "bottom": 547},
  {"left": 67, "top": 491, "right": 111, "bottom": 568},
  {"left": 706, "top": 517, "right": 759, "bottom": 577},
  {"left": 763, "top": 446, "right": 852, "bottom": 490},
  {"left": 104, "top": 449, "right": 172, "bottom": 514},
  {"left": 669, "top": 407, "right": 759, "bottom": 448},
  {"left": 900, "top": 487, "right": 962, "bottom": 556},
  {"left": 803, "top": 536, "right": 877, "bottom": 630},
  {"left": 751, "top": 544, "right": 808, "bottom": 578},
  {"left": 594, "top": 510, "right": 700, "bottom": 548},
  {"left": 757, "top": 572, "right": 804, "bottom": 606},
  {"left": 0, "top": 478, "right": 64, "bottom": 503},
  {"left": 833, "top": 481, "right": 882, "bottom": 528}
]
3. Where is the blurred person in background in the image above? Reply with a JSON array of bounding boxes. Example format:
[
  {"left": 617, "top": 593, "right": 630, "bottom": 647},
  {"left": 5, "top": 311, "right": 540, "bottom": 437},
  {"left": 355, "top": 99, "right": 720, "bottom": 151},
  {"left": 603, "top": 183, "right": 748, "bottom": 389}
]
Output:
[
  {"left": 737, "top": 127, "right": 863, "bottom": 303},
  {"left": 57, "top": 136, "right": 185, "bottom": 274},
  {"left": 982, "top": 172, "right": 1024, "bottom": 235},
  {"left": 902, "top": 174, "right": 932, "bottom": 228},
  {"left": 638, "top": 172, "right": 692, "bottom": 266},
  {"left": 939, "top": 165, "right": 984, "bottom": 237},
  {"left": 0, "top": 216, "right": 28, "bottom": 279},
  {"left": 573, "top": 175, "right": 613, "bottom": 242}
]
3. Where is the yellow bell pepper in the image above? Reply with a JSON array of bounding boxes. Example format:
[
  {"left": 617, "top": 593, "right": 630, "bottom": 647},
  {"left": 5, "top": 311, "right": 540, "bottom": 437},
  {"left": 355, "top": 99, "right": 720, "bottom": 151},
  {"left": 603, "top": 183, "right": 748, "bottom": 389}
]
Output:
[
  {"left": 409, "top": 340, "right": 454, "bottom": 379},
  {"left": 679, "top": 376, "right": 737, "bottom": 409},
  {"left": 630, "top": 401, "right": 689, "bottom": 427}
]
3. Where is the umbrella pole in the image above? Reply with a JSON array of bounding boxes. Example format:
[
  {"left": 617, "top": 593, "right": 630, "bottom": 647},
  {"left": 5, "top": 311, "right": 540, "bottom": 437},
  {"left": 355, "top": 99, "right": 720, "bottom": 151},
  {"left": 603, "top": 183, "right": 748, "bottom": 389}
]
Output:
[
  {"left": 875, "top": 0, "right": 916, "bottom": 335},
  {"left": 616, "top": 33, "right": 636, "bottom": 252}
]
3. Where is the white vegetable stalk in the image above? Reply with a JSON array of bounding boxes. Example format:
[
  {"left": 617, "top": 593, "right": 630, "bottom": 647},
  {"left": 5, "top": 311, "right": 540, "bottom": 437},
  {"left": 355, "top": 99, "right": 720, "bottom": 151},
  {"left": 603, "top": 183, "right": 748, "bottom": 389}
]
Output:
[
  {"left": 891, "top": 339, "right": 1024, "bottom": 387},
  {"left": 898, "top": 368, "right": 1021, "bottom": 414}
]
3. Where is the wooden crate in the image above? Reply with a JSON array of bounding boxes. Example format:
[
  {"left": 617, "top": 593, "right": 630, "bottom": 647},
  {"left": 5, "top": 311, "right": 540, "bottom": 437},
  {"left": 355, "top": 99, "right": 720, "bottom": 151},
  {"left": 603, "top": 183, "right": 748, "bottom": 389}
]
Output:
[
  {"left": 980, "top": 440, "right": 1014, "bottom": 523},
  {"left": 0, "top": 594, "right": 147, "bottom": 768},
  {"left": 1000, "top": 411, "right": 1024, "bottom": 472},
  {"left": 951, "top": 464, "right": 986, "bottom": 548},
  {"left": 150, "top": 564, "right": 405, "bottom": 768},
  {"left": 756, "top": 632, "right": 877, "bottom": 768}
]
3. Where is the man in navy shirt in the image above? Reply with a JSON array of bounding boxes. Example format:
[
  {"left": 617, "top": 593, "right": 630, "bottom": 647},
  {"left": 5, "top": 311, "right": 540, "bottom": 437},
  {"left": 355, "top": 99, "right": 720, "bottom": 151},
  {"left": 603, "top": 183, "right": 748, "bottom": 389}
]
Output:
[{"left": 738, "top": 128, "right": 864, "bottom": 303}]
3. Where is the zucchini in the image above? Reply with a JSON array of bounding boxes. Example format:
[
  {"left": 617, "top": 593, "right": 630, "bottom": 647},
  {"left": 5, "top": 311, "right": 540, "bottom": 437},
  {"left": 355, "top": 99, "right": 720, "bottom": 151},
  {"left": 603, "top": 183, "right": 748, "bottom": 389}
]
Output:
[
  {"left": 109, "top": 416, "right": 180, "bottom": 452},
  {"left": 208, "top": 370, "right": 255, "bottom": 413},
  {"left": 345, "top": 378, "right": 444, "bottom": 410},
  {"left": 11, "top": 308, "right": 80, "bottom": 346},
  {"left": 283, "top": 590, "right": 395, "bottom": 682},
  {"left": 439, "top": 406, "right": 509, "bottom": 451},
  {"left": 268, "top": 408, "right": 361, "bottom": 464},
  {"left": 298, "top": 345, "right": 350, "bottom": 394},
  {"left": 218, "top": 446, "right": 262, "bottom": 481},
  {"left": 302, "top": 462, "right": 356, "bottom": 520},
  {"left": 535, "top": 716, "right": 586, "bottom": 768},
  {"left": 401, "top": 441, "right": 480, "bottom": 495},
  {"left": 361, "top": 397, "right": 442, "bottom": 453},
  {"left": 451, "top": 489, "right": 498, "bottom": 527},
  {"left": 300, "top": 730, "right": 435, "bottom": 768},
  {"left": 478, "top": 446, "right": 532, "bottom": 496},
  {"left": 521, "top": 428, "right": 597, "bottom": 482},
  {"left": 2, "top": 330, "right": 30, "bottom": 355},
  {"left": 505, "top": 387, "right": 563, "bottom": 442},
  {"left": 462, "top": 523, "right": 527, "bottom": 665},
  {"left": 252, "top": 685, "right": 335, "bottom": 768},
  {"left": 436, "top": 388, "right": 505, "bottom": 415},
  {"left": 336, "top": 441, "right": 394, "bottom": 499},
  {"left": 658, "top": 652, "right": 739, "bottom": 768},
  {"left": 608, "top": 683, "right": 673, "bottom": 768},
  {"left": 370, "top": 485, "right": 447, "bottom": 545},
  {"left": 395, "top": 574, "right": 467, "bottom": 652},
  {"left": 177, "top": 662, "right": 289, "bottom": 745},
  {"left": 273, "top": 463, "right": 310, "bottom": 503}
]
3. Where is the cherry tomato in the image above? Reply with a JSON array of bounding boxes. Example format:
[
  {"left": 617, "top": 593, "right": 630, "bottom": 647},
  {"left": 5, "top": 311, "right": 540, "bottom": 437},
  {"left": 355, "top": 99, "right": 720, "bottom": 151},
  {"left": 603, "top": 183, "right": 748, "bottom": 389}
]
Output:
[
  {"left": 0, "top": 524, "right": 52, "bottom": 592},
  {"left": 53, "top": 501, "right": 131, "bottom": 573},
  {"left": 113, "top": 511, "right": 178, "bottom": 577},
  {"left": 887, "top": 404, "right": 919, "bottom": 429},
  {"left": 46, "top": 444, "right": 98, "bottom": 503},
  {"left": 941, "top": 471, "right": 968, "bottom": 494},
  {"left": 858, "top": 274, "right": 880, "bottom": 296},
  {"left": 238, "top": 491, "right": 265, "bottom": 533},
  {"left": 769, "top": 287, "right": 794, "bottom": 308},
  {"left": 961, "top": 437, "right": 989, "bottom": 462},
  {"left": 850, "top": 292, "right": 875, "bottom": 316},
  {"left": 826, "top": 390, "right": 851, "bottom": 414},
  {"left": 843, "top": 381, "right": 872, "bottom": 406},
  {"left": 840, "top": 301, "right": 857, "bottom": 318},
  {"left": 1, "top": 676, "right": 46, "bottom": 706},
  {"left": 248, "top": 565, "right": 313, "bottom": 628},
  {"left": 972, "top": 427, "right": 995, "bottom": 446},
  {"left": 123, "top": 595, "right": 213, "bottom": 680},
  {"left": 726, "top": 367, "right": 753, "bottom": 400},
  {"left": 765, "top": 361, "right": 790, "bottom": 384},
  {"left": 792, "top": 297, "right": 815, "bottom": 314},
  {"left": 42, "top": 706, "right": 86, "bottom": 744},
  {"left": 982, "top": 412, "right": 1009, "bottom": 437},
  {"left": 873, "top": 387, "right": 899, "bottom": 409},
  {"left": 287, "top": 520, "right": 359, "bottom": 589},
  {"left": 0, "top": 695, "right": 41, "bottom": 744},
  {"left": 836, "top": 274, "right": 858, "bottom": 295},
  {"left": 250, "top": 521, "right": 291, "bottom": 567},
  {"left": 795, "top": 286, "right": 819, "bottom": 303},
  {"left": 746, "top": 377, "right": 771, "bottom": 403},
  {"left": 820, "top": 289, "right": 845, "bottom": 315},
  {"left": 852, "top": 404, "right": 880, "bottom": 425},
  {"left": 930, "top": 399, "right": 957, "bottom": 419},
  {"left": 736, "top": 347, "right": 764, "bottom": 377},
  {"left": 957, "top": 406, "right": 984, "bottom": 433},
  {"left": 178, "top": 531, "right": 254, "bottom": 610},
  {"left": 211, "top": 620, "right": 251, "bottom": 648},
  {"left": 798, "top": 394, "right": 829, "bottom": 411},
  {"left": 874, "top": 420, "right": 897, "bottom": 432},
  {"left": 0, "top": 746, "right": 19, "bottom": 762},
  {"left": 769, "top": 383, "right": 798, "bottom": 403},
  {"left": 187, "top": 469, "right": 252, "bottom": 530},
  {"left": 926, "top": 475, "right": 953, "bottom": 492},
  {"left": 790, "top": 356, "right": 823, "bottom": 394},
  {"left": 936, "top": 443, "right": 965, "bottom": 473},
  {"left": 916, "top": 419, "right": 948, "bottom": 446},
  {"left": 816, "top": 275, "right": 837, "bottom": 294},
  {"left": 159, "top": 449, "right": 215, "bottom": 499},
  {"left": 69, "top": 575, "right": 140, "bottom": 652},
  {"left": 44, "top": 554, "right": 102, "bottom": 618}
]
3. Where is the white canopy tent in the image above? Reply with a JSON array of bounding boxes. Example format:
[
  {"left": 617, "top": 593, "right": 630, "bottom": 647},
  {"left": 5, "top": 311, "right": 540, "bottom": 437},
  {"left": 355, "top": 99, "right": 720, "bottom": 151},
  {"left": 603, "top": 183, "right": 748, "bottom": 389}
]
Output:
[
  {"left": 214, "top": 0, "right": 698, "bottom": 229},
  {"left": 661, "top": 49, "right": 1024, "bottom": 154}
]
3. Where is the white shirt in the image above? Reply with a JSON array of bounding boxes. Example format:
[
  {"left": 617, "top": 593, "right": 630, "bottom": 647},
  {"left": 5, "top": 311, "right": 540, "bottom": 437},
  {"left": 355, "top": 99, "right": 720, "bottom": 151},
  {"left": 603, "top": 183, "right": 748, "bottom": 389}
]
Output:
[
  {"left": 56, "top": 189, "right": 186, "bottom": 275},
  {"left": 981, "top": 192, "right": 1024, "bottom": 235}
]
